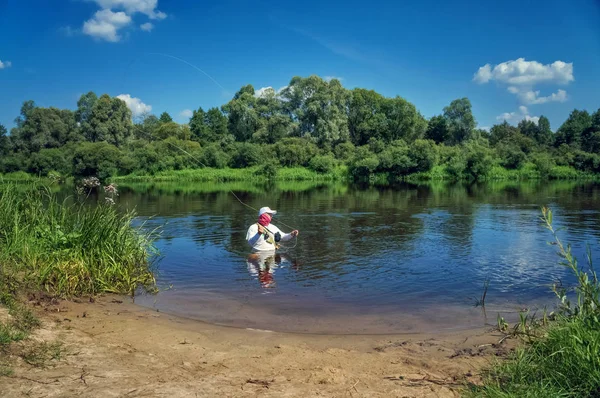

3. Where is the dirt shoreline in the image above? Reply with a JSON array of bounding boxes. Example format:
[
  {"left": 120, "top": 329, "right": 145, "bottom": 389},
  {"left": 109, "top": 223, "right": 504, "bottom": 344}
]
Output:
[{"left": 0, "top": 295, "right": 513, "bottom": 397}]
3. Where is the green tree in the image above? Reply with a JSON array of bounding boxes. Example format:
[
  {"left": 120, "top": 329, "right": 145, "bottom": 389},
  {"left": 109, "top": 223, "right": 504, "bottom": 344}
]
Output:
[
  {"left": 536, "top": 116, "right": 553, "bottom": 147},
  {"left": 205, "top": 108, "right": 228, "bottom": 138},
  {"left": 348, "top": 88, "right": 387, "bottom": 145},
  {"left": 222, "top": 85, "right": 260, "bottom": 142},
  {"left": 75, "top": 91, "right": 98, "bottom": 124},
  {"left": 134, "top": 114, "right": 160, "bottom": 140},
  {"left": 86, "top": 94, "right": 133, "bottom": 147},
  {"left": 11, "top": 107, "right": 80, "bottom": 153},
  {"left": 443, "top": 98, "right": 476, "bottom": 144},
  {"left": 281, "top": 76, "right": 349, "bottom": 147},
  {"left": 383, "top": 97, "right": 427, "bottom": 143},
  {"left": 425, "top": 115, "right": 450, "bottom": 144},
  {"left": 0, "top": 123, "right": 9, "bottom": 156},
  {"left": 14, "top": 100, "right": 36, "bottom": 128},
  {"left": 581, "top": 109, "right": 600, "bottom": 154},
  {"left": 555, "top": 110, "right": 592, "bottom": 149},
  {"left": 253, "top": 88, "right": 295, "bottom": 144},
  {"left": 153, "top": 121, "right": 190, "bottom": 140},
  {"left": 517, "top": 119, "right": 539, "bottom": 142},
  {"left": 72, "top": 141, "right": 122, "bottom": 181},
  {"left": 489, "top": 121, "right": 519, "bottom": 146},
  {"left": 189, "top": 107, "right": 210, "bottom": 142},
  {"left": 159, "top": 112, "right": 173, "bottom": 123}
]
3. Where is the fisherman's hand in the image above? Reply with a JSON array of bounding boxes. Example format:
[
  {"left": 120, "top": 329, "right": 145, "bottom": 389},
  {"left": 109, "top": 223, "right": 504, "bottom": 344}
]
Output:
[
  {"left": 290, "top": 230, "right": 299, "bottom": 237},
  {"left": 258, "top": 225, "right": 265, "bottom": 234}
]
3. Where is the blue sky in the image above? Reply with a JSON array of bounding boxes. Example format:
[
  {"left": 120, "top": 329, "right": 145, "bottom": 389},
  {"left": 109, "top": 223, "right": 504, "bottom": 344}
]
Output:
[{"left": 1, "top": 0, "right": 599, "bottom": 131}]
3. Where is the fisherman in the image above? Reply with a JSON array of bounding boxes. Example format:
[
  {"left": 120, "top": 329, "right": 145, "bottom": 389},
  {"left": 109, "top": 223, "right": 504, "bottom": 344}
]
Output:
[{"left": 246, "top": 207, "right": 299, "bottom": 252}]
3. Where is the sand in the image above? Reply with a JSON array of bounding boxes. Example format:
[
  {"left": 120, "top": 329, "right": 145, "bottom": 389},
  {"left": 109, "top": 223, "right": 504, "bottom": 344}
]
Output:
[{"left": 0, "top": 295, "right": 513, "bottom": 398}]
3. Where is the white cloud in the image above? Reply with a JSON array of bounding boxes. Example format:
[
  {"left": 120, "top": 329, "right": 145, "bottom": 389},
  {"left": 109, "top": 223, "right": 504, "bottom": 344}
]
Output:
[
  {"left": 473, "top": 58, "right": 573, "bottom": 86},
  {"left": 92, "top": 0, "right": 167, "bottom": 20},
  {"left": 140, "top": 22, "right": 154, "bottom": 31},
  {"left": 496, "top": 105, "right": 539, "bottom": 125},
  {"left": 117, "top": 94, "right": 152, "bottom": 117},
  {"left": 179, "top": 109, "right": 193, "bottom": 118},
  {"left": 0, "top": 60, "right": 11, "bottom": 69},
  {"left": 323, "top": 76, "right": 343, "bottom": 82},
  {"left": 83, "top": 9, "right": 132, "bottom": 42},
  {"left": 517, "top": 89, "right": 567, "bottom": 105},
  {"left": 473, "top": 64, "right": 492, "bottom": 84}
]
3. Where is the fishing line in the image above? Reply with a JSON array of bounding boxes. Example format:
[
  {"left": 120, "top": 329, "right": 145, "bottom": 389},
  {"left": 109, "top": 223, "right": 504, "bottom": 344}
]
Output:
[
  {"left": 120, "top": 53, "right": 299, "bottom": 248},
  {"left": 130, "top": 123, "right": 299, "bottom": 248}
]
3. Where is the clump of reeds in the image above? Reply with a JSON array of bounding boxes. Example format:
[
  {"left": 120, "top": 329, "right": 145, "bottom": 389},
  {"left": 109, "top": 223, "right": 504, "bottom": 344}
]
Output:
[{"left": 0, "top": 183, "right": 158, "bottom": 297}]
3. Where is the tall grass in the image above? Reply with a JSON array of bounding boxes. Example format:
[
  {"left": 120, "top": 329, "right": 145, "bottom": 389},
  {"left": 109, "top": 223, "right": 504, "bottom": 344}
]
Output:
[
  {"left": 111, "top": 166, "right": 349, "bottom": 183},
  {"left": 466, "top": 207, "right": 600, "bottom": 397},
  {"left": 0, "top": 184, "right": 158, "bottom": 297}
]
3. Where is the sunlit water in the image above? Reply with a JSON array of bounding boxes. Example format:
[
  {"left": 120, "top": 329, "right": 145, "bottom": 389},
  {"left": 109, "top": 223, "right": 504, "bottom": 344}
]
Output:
[{"left": 113, "top": 181, "right": 599, "bottom": 334}]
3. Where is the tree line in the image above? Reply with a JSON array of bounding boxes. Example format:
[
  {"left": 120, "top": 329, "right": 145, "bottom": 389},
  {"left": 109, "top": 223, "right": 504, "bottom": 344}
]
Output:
[{"left": 0, "top": 75, "right": 599, "bottom": 181}]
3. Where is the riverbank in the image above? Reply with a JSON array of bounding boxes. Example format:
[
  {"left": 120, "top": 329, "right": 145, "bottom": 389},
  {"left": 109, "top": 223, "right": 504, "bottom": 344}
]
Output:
[
  {"left": 0, "top": 295, "right": 512, "bottom": 398},
  {"left": 2, "top": 163, "right": 598, "bottom": 185}
]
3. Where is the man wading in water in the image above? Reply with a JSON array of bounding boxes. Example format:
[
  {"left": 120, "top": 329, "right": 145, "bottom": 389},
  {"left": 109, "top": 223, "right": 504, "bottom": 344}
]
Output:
[
  {"left": 246, "top": 207, "right": 299, "bottom": 288},
  {"left": 246, "top": 207, "right": 299, "bottom": 252}
]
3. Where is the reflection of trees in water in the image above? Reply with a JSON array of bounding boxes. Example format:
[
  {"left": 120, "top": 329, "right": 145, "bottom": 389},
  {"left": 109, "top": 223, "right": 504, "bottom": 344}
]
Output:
[{"left": 115, "top": 182, "right": 600, "bottom": 278}]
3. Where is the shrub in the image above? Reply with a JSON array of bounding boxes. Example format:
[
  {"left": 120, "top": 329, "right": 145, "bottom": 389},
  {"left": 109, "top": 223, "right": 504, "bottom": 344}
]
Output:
[
  {"left": 497, "top": 143, "right": 527, "bottom": 170},
  {"left": 333, "top": 142, "right": 355, "bottom": 161},
  {"left": 72, "top": 142, "right": 122, "bottom": 182},
  {"left": 230, "top": 143, "right": 263, "bottom": 168},
  {"left": 308, "top": 155, "right": 335, "bottom": 174}
]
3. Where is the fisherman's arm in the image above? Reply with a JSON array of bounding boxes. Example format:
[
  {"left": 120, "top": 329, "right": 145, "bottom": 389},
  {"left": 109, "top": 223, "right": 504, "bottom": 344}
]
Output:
[
  {"left": 246, "top": 224, "right": 262, "bottom": 246},
  {"left": 272, "top": 225, "right": 298, "bottom": 242}
]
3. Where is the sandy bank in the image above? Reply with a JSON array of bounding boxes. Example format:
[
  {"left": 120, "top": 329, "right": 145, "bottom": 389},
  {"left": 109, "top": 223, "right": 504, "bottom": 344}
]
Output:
[{"left": 0, "top": 295, "right": 513, "bottom": 397}]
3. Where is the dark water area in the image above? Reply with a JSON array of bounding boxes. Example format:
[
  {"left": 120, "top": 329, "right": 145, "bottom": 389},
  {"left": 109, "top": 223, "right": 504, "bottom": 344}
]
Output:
[{"left": 111, "top": 181, "right": 599, "bottom": 334}]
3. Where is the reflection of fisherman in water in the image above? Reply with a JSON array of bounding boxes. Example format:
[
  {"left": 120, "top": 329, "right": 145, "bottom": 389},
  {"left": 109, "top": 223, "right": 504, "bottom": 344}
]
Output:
[
  {"left": 246, "top": 252, "right": 294, "bottom": 289},
  {"left": 246, "top": 206, "right": 299, "bottom": 289}
]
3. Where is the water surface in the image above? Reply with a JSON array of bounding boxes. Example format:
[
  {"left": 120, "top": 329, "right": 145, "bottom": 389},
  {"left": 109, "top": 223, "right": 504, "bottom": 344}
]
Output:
[{"left": 118, "top": 181, "right": 599, "bottom": 334}]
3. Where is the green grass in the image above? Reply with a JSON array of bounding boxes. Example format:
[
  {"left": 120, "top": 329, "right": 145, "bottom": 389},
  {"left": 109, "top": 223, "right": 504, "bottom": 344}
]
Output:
[
  {"left": 467, "top": 316, "right": 600, "bottom": 397},
  {"left": 0, "top": 184, "right": 158, "bottom": 297},
  {"left": 111, "top": 166, "right": 349, "bottom": 184},
  {"left": 465, "top": 208, "right": 600, "bottom": 397}
]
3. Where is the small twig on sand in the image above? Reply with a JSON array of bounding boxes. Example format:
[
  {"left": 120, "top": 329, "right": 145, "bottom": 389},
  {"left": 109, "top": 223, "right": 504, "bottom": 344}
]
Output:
[
  {"left": 246, "top": 379, "right": 273, "bottom": 388},
  {"left": 10, "top": 376, "right": 59, "bottom": 385},
  {"left": 350, "top": 379, "right": 360, "bottom": 392}
]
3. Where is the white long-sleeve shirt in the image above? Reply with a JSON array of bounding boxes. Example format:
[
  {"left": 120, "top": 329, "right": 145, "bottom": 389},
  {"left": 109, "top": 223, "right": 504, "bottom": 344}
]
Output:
[{"left": 246, "top": 223, "right": 293, "bottom": 252}]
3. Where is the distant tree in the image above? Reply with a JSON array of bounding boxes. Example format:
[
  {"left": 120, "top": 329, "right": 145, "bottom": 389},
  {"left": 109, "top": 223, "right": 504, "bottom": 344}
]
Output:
[
  {"left": 134, "top": 113, "right": 160, "bottom": 140},
  {"left": 0, "top": 123, "right": 9, "bottom": 156},
  {"left": 222, "top": 85, "right": 260, "bottom": 142},
  {"left": 517, "top": 119, "right": 539, "bottom": 142},
  {"left": 581, "top": 109, "right": 600, "bottom": 154},
  {"left": 14, "top": 100, "right": 36, "bottom": 128},
  {"left": 281, "top": 76, "right": 349, "bottom": 147},
  {"left": 425, "top": 115, "right": 450, "bottom": 144},
  {"left": 205, "top": 108, "right": 228, "bottom": 138},
  {"left": 555, "top": 109, "right": 592, "bottom": 149},
  {"left": 489, "top": 121, "right": 519, "bottom": 146},
  {"left": 443, "top": 98, "right": 475, "bottom": 144},
  {"left": 383, "top": 97, "right": 427, "bottom": 143},
  {"left": 159, "top": 112, "right": 173, "bottom": 123},
  {"left": 10, "top": 107, "right": 80, "bottom": 153},
  {"left": 536, "top": 116, "right": 553, "bottom": 147},
  {"left": 189, "top": 107, "right": 209, "bottom": 142},
  {"left": 75, "top": 91, "right": 98, "bottom": 124},
  {"left": 86, "top": 94, "right": 133, "bottom": 147},
  {"left": 348, "top": 88, "right": 387, "bottom": 145}
]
